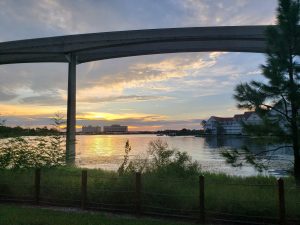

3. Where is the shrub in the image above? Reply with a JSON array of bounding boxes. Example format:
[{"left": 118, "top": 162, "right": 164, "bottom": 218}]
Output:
[
  {"left": 0, "top": 136, "right": 65, "bottom": 169},
  {"left": 119, "top": 139, "right": 201, "bottom": 177}
]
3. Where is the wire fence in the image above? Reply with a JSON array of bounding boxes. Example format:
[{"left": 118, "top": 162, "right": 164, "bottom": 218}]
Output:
[{"left": 0, "top": 168, "right": 299, "bottom": 225}]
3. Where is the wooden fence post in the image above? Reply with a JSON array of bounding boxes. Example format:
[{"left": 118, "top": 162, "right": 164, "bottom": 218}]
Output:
[
  {"left": 81, "top": 170, "right": 88, "bottom": 210},
  {"left": 34, "top": 168, "right": 41, "bottom": 205},
  {"left": 277, "top": 178, "right": 286, "bottom": 225},
  {"left": 135, "top": 172, "right": 142, "bottom": 216},
  {"left": 199, "top": 175, "right": 205, "bottom": 224}
]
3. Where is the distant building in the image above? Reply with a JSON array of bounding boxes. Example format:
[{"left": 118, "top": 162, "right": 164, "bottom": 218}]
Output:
[
  {"left": 103, "top": 124, "right": 128, "bottom": 133},
  {"left": 82, "top": 125, "right": 102, "bottom": 134},
  {"left": 203, "top": 112, "right": 261, "bottom": 135}
]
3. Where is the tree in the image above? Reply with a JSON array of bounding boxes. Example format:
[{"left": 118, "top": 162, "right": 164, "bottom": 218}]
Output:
[
  {"left": 0, "top": 120, "right": 5, "bottom": 126},
  {"left": 233, "top": 0, "right": 300, "bottom": 183},
  {"left": 49, "top": 113, "right": 66, "bottom": 165},
  {"left": 0, "top": 114, "right": 6, "bottom": 127},
  {"left": 201, "top": 120, "right": 207, "bottom": 128}
]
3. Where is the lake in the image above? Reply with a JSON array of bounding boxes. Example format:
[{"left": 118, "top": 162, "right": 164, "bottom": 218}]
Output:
[{"left": 75, "top": 134, "right": 293, "bottom": 177}]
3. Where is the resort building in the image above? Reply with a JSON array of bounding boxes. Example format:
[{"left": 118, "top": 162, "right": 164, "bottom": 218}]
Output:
[
  {"left": 82, "top": 125, "right": 102, "bottom": 134},
  {"left": 103, "top": 124, "right": 128, "bottom": 133},
  {"left": 203, "top": 112, "right": 261, "bottom": 135}
]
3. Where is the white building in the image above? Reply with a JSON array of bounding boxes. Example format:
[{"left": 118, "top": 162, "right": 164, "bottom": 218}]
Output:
[
  {"left": 103, "top": 124, "right": 128, "bottom": 133},
  {"left": 82, "top": 125, "right": 102, "bottom": 134},
  {"left": 203, "top": 112, "right": 261, "bottom": 135}
]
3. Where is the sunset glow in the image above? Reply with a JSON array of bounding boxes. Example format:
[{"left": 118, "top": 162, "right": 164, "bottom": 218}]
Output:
[{"left": 0, "top": 0, "right": 277, "bottom": 131}]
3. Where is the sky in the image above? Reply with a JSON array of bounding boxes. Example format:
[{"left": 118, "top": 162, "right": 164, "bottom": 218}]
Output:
[{"left": 0, "top": 0, "right": 278, "bottom": 131}]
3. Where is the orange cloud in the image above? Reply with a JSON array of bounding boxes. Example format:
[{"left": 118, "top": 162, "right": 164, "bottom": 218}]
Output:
[
  {"left": 76, "top": 112, "right": 167, "bottom": 121},
  {"left": 128, "top": 125, "right": 162, "bottom": 131},
  {"left": 0, "top": 103, "right": 65, "bottom": 117}
]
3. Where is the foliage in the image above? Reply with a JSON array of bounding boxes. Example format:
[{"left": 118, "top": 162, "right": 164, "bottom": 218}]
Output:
[
  {"left": 234, "top": 0, "right": 300, "bottom": 133},
  {"left": 0, "top": 125, "right": 59, "bottom": 138},
  {"left": 0, "top": 118, "right": 6, "bottom": 126},
  {"left": 0, "top": 113, "right": 66, "bottom": 169},
  {"left": 225, "top": 0, "right": 300, "bottom": 181},
  {"left": 221, "top": 149, "right": 243, "bottom": 168},
  {"left": 117, "top": 140, "right": 131, "bottom": 175},
  {"left": 241, "top": 118, "right": 288, "bottom": 138},
  {"left": 0, "top": 137, "right": 65, "bottom": 169},
  {"left": 118, "top": 139, "right": 202, "bottom": 177},
  {"left": 221, "top": 147, "right": 268, "bottom": 172},
  {"left": 201, "top": 120, "right": 206, "bottom": 128},
  {"left": 0, "top": 167, "right": 299, "bottom": 220},
  {"left": 156, "top": 129, "right": 203, "bottom": 136}
]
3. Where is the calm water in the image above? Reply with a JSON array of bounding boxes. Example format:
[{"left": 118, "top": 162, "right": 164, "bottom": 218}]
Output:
[{"left": 75, "top": 134, "right": 293, "bottom": 177}]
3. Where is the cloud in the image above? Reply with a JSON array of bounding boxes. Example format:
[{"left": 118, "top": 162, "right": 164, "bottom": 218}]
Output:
[
  {"left": 0, "top": 103, "right": 65, "bottom": 117},
  {"left": 20, "top": 93, "right": 66, "bottom": 106},
  {"left": 0, "top": 0, "right": 277, "bottom": 129},
  {"left": 76, "top": 112, "right": 167, "bottom": 121},
  {"left": 0, "top": 64, "right": 67, "bottom": 94},
  {"left": 83, "top": 53, "right": 218, "bottom": 92},
  {"left": 33, "top": 0, "right": 76, "bottom": 33},
  {"left": 0, "top": 0, "right": 277, "bottom": 41},
  {"left": 133, "top": 58, "right": 209, "bottom": 71},
  {"left": 177, "top": 0, "right": 276, "bottom": 26},
  {"left": 0, "top": 89, "right": 17, "bottom": 101},
  {"left": 18, "top": 90, "right": 171, "bottom": 106},
  {"left": 79, "top": 95, "right": 171, "bottom": 103}
]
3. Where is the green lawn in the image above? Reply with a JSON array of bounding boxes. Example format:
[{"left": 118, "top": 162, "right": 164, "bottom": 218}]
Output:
[{"left": 0, "top": 204, "right": 193, "bottom": 225}]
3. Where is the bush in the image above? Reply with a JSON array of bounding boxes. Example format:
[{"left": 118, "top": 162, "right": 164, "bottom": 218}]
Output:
[
  {"left": 0, "top": 113, "right": 66, "bottom": 169},
  {"left": 119, "top": 139, "right": 201, "bottom": 177},
  {"left": 0, "top": 136, "right": 65, "bottom": 169}
]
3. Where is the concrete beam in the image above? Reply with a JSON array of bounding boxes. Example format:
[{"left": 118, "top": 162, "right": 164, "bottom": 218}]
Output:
[
  {"left": 66, "top": 53, "right": 77, "bottom": 164},
  {"left": 77, "top": 39, "right": 266, "bottom": 63},
  {"left": 0, "top": 26, "right": 271, "bottom": 65}
]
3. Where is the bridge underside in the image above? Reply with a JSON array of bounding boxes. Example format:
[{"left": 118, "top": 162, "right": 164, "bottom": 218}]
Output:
[
  {"left": 0, "top": 26, "right": 268, "bottom": 65},
  {"left": 0, "top": 25, "right": 270, "bottom": 163}
]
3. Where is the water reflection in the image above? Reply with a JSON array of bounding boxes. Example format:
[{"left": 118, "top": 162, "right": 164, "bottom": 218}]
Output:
[{"left": 75, "top": 135, "right": 293, "bottom": 177}]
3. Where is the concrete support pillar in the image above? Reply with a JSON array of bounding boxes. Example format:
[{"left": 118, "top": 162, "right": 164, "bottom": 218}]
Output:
[{"left": 66, "top": 53, "right": 77, "bottom": 164}]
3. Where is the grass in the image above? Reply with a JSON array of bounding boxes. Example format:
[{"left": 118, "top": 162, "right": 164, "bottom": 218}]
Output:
[
  {"left": 0, "top": 204, "right": 193, "bottom": 225},
  {"left": 0, "top": 167, "right": 299, "bottom": 221}
]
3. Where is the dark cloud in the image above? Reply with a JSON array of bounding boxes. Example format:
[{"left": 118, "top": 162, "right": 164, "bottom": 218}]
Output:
[
  {"left": 19, "top": 93, "right": 169, "bottom": 106},
  {"left": 1, "top": 115, "right": 54, "bottom": 128},
  {"left": 77, "top": 118, "right": 202, "bottom": 130},
  {"left": 0, "top": 0, "right": 276, "bottom": 42},
  {"left": 80, "top": 95, "right": 170, "bottom": 103},
  {"left": 0, "top": 90, "right": 17, "bottom": 101},
  {"left": 20, "top": 93, "right": 66, "bottom": 106}
]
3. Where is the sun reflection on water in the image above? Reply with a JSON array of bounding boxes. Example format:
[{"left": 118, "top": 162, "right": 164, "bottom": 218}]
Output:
[{"left": 74, "top": 134, "right": 293, "bottom": 176}]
